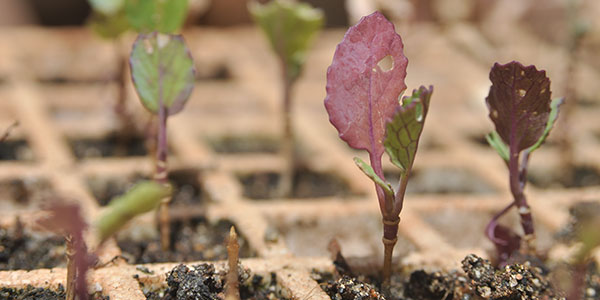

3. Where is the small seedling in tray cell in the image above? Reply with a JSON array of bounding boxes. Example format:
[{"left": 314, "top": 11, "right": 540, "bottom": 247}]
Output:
[
  {"left": 86, "top": 0, "right": 189, "bottom": 153},
  {"left": 130, "top": 32, "right": 195, "bottom": 251},
  {"left": 39, "top": 181, "right": 171, "bottom": 300},
  {"left": 484, "top": 61, "right": 563, "bottom": 264},
  {"left": 324, "top": 11, "right": 433, "bottom": 283},
  {"left": 250, "top": 0, "right": 324, "bottom": 197}
]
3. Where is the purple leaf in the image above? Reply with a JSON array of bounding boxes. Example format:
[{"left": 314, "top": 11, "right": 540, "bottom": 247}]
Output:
[
  {"left": 324, "top": 11, "right": 408, "bottom": 161},
  {"left": 486, "top": 62, "right": 552, "bottom": 152}
]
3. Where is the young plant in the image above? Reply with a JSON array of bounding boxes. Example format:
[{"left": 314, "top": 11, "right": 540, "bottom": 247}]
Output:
[
  {"left": 86, "top": 0, "right": 189, "bottom": 152},
  {"left": 39, "top": 181, "right": 170, "bottom": 300},
  {"left": 324, "top": 12, "right": 433, "bottom": 283},
  {"left": 250, "top": 0, "right": 324, "bottom": 197},
  {"left": 484, "top": 61, "right": 563, "bottom": 263},
  {"left": 130, "top": 32, "right": 195, "bottom": 251}
]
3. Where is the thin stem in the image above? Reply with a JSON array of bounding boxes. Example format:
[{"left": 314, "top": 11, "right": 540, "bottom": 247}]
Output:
[
  {"left": 509, "top": 148, "right": 535, "bottom": 253},
  {"left": 65, "top": 236, "right": 75, "bottom": 300},
  {"left": 278, "top": 69, "right": 295, "bottom": 198},
  {"left": 225, "top": 227, "right": 241, "bottom": 300},
  {"left": 485, "top": 201, "right": 516, "bottom": 244},
  {"left": 155, "top": 105, "right": 170, "bottom": 251}
]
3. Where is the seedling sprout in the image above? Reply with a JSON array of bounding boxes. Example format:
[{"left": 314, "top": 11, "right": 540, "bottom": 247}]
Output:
[
  {"left": 250, "top": 0, "right": 324, "bottom": 197},
  {"left": 325, "top": 12, "right": 432, "bottom": 283},
  {"left": 484, "top": 61, "right": 563, "bottom": 263},
  {"left": 130, "top": 32, "right": 195, "bottom": 251}
]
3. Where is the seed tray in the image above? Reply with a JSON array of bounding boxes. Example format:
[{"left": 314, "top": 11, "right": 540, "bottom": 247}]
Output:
[{"left": 0, "top": 17, "right": 600, "bottom": 299}]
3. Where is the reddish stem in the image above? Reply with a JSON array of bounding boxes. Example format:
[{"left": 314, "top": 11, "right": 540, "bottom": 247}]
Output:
[{"left": 155, "top": 105, "right": 170, "bottom": 251}]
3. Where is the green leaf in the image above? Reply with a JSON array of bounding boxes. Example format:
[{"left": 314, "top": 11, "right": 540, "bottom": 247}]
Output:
[
  {"left": 95, "top": 181, "right": 172, "bottom": 243},
  {"left": 384, "top": 86, "right": 433, "bottom": 172},
  {"left": 486, "top": 131, "right": 509, "bottom": 162},
  {"left": 354, "top": 157, "right": 394, "bottom": 199},
  {"left": 526, "top": 97, "right": 563, "bottom": 153},
  {"left": 89, "top": 0, "right": 124, "bottom": 15},
  {"left": 250, "top": 0, "right": 324, "bottom": 82},
  {"left": 130, "top": 32, "right": 195, "bottom": 115},
  {"left": 126, "top": 0, "right": 188, "bottom": 33}
]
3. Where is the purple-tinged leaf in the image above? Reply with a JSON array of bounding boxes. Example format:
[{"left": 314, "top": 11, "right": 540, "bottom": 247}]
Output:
[
  {"left": 486, "top": 62, "right": 552, "bottom": 152},
  {"left": 384, "top": 86, "right": 432, "bottom": 172},
  {"left": 325, "top": 11, "right": 408, "bottom": 161},
  {"left": 526, "top": 97, "right": 563, "bottom": 153},
  {"left": 130, "top": 32, "right": 195, "bottom": 116}
]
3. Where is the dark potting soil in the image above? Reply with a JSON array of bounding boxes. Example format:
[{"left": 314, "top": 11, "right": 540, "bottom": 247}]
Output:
[
  {"left": 0, "top": 226, "right": 65, "bottom": 271},
  {"left": 239, "top": 169, "right": 357, "bottom": 200},
  {"left": 117, "top": 218, "right": 253, "bottom": 264},
  {"left": 0, "top": 285, "right": 108, "bottom": 300},
  {"left": 88, "top": 169, "right": 206, "bottom": 207},
  {"left": 69, "top": 132, "right": 148, "bottom": 159},
  {"left": 0, "top": 139, "right": 34, "bottom": 161},
  {"left": 208, "top": 135, "right": 280, "bottom": 154},
  {"left": 316, "top": 254, "right": 566, "bottom": 300},
  {"left": 141, "top": 263, "right": 289, "bottom": 300}
]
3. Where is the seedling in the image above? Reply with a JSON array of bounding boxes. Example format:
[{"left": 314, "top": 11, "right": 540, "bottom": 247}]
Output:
[
  {"left": 39, "top": 181, "right": 170, "bottom": 300},
  {"left": 325, "top": 12, "right": 432, "bottom": 283},
  {"left": 130, "top": 32, "right": 195, "bottom": 250},
  {"left": 86, "top": 0, "right": 189, "bottom": 152},
  {"left": 250, "top": 0, "right": 324, "bottom": 197},
  {"left": 484, "top": 61, "right": 563, "bottom": 262}
]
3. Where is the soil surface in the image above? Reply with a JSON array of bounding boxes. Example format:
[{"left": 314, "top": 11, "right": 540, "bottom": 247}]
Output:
[
  {"left": 316, "top": 254, "right": 572, "bottom": 300},
  {"left": 0, "top": 225, "right": 65, "bottom": 270},
  {"left": 88, "top": 169, "right": 205, "bottom": 207},
  {"left": 69, "top": 132, "right": 148, "bottom": 159},
  {"left": 239, "top": 169, "right": 357, "bottom": 199},
  {"left": 141, "top": 263, "right": 289, "bottom": 300},
  {"left": 118, "top": 218, "right": 253, "bottom": 264},
  {"left": 0, "top": 285, "right": 108, "bottom": 300},
  {"left": 208, "top": 135, "right": 280, "bottom": 154}
]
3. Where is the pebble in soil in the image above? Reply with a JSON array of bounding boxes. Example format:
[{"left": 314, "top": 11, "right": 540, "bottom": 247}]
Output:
[
  {"left": 140, "top": 263, "right": 290, "bottom": 300},
  {"left": 0, "top": 285, "right": 108, "bottom": 300},
  {"left": 0, "top": 225, "right": 65, "bottom": 270},
  {"left": 239, "top": 169, "right": 358, "bottom": 200},
  {"left": 316, "top": 254, "right": 567, "bottom": 300},
  {"left": 117, "top": 218, "right": 253, "bottom": 264}
]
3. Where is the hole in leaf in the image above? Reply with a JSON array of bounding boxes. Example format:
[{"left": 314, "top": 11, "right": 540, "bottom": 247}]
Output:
[
  {"left": 377, "top": 55, "right": 394, "bottom": 72},
  {"left": 518, "top": 89, "right": 526, "bottom": 97}
]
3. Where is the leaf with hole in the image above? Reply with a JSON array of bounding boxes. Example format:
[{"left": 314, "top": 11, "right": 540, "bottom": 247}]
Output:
[
  {"left": 130, "top": 32, "right": 195, "bottom": 115},
  {"left": 486, "top": 61, "right": 553, "bottom": 153},
  {"left": 324, "top": 11, "right": 408, "bottom": 162},
  {"left": 250, "top": 0, "right": 323, "bottom": 81},
  {"left": 126, "top": 0, "right": 188, "bottom": 33},
  {"left": 384, "top": 86, "right": 432, "bottom": 173}
]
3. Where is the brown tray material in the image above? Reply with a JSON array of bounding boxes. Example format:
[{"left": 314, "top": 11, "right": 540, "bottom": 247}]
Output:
[{"left": 1, "top": 6, "right": 600, "bottom": 296}]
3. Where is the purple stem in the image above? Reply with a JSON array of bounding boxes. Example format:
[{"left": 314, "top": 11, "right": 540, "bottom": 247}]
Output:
[
  {"left": 509, "top": 145, "right": 535, "bottom": 252},
  {"left": 156, "top": 105, "right": 170, "bottom": 251},
  {"left": 485, "top": 201, "right": 516, "bottom": 244}
]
